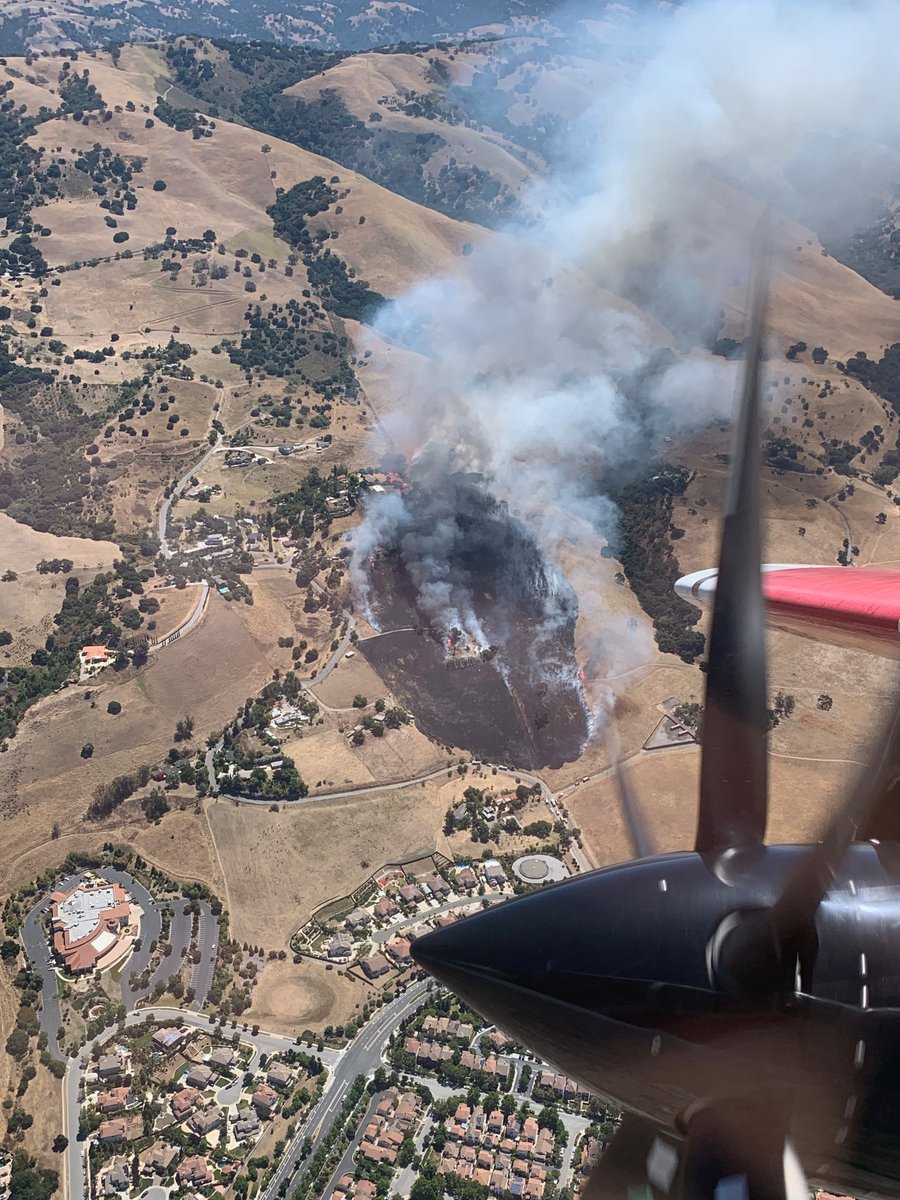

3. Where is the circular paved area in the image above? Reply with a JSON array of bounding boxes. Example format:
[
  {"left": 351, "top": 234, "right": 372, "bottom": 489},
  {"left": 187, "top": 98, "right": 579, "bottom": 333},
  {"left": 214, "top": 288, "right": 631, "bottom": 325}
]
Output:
[{"left": 512, "top": 854, "right": 569, "bottom": 884}]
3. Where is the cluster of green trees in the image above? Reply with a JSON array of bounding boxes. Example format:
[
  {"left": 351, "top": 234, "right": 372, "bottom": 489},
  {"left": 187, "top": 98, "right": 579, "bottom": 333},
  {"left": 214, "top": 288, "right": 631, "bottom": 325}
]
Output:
[
  {"left": 6, "top": 1151, "right": 57, "bottom": 1200},
  {"left": 267, "top": 176, "right": 339, "bottom": 250},
  {"left": 86, "top": 764, "right": 152, "bottom": 820},
  {"left": 843, "top": 344, "right": 900, "bottom": 417},
  {"left": 58, "top": 67, "right": 105, "bottom": 113},
  {"left": 604, "top": 465, "right": 705, "bottom": 663},
  {"left": 226, "top": 300, "right": 345, "bottom": 378},
  {"left": 153, "top": 95, "right": 201, "bottom": 132},
  {"left": 304, "top": 249, "right": 385, "bottom": 321},
  {"left": 274, "top": 465, "right": 361, "bottom": 538},
  {"left": 0, "top": 573, "right": 118, "bottom": 741}
]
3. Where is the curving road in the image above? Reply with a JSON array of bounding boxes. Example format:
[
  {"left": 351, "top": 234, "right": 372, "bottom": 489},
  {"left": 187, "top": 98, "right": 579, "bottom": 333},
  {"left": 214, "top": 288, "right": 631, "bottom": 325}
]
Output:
[
  {"left": 259, "top": 978, "right": 430, "bottom": 1200},
  {"left": 158, "top": 435, "right": 222, "bottom": 559},
  {"left": 63, "top": 1006, "right": 344, "bottom": 1200}
]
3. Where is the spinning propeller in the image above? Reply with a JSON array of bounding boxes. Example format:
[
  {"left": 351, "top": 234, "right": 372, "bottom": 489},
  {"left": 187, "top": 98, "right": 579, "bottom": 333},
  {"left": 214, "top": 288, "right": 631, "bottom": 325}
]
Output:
[{"left": 412, "top": 219, "right": 900, "bottom": 1200}]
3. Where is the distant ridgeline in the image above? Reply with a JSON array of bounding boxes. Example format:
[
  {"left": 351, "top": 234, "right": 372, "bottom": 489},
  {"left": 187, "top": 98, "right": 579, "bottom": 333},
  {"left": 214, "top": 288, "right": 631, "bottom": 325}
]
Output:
[
  {"left": 157, "top": 37, "right": 539, "bottom": 227},
  {"left": 0, "top": 0, "right": 562, "bottom": 56}
]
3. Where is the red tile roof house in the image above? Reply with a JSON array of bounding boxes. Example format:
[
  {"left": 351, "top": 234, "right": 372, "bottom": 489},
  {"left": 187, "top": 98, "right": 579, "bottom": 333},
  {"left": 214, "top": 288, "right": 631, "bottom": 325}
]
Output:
[
  {"left": 97, "top": 1087, "right": 136, "bottom": 1113},
  {"left": 373, "top": 896, "right": 400, "bottom": 921},
  {"left": 177, "top": 1156, "right": 213, "bottom": 1187},
  {"left": 98, "top": 1115, "right": 143, "bottom": 1143},
  {"left": 252, "top": 1083, "right": 280, "bottom": 1113},
  {"left": 387, "top": 937, "right": 412, "bottom": 966},
  {"left": 50, "top": 881, "right": 131, "bottom": 974},
  {"left": 171, "top": 1088, "right": 201, "bottom": 1120},
  {"left": 360, "top": 953, "right": 391, "bottom": 980}
]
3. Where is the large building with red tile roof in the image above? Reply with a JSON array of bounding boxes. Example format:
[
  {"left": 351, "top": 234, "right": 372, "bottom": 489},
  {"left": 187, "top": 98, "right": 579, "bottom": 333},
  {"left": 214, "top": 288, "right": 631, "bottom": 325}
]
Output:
[{"left": 50, "top": 880, "right": 132, "bottom": 974}]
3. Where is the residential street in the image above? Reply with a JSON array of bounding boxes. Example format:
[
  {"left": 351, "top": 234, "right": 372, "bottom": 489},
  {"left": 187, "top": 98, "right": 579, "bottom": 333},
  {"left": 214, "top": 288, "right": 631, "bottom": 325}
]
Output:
[{"left": 260, "top": 979, "right": 431, "bottom": 1200}]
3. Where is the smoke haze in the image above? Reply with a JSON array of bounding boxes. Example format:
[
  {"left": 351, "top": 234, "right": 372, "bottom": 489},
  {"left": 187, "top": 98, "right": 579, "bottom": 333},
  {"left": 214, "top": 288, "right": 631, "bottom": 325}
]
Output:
[{"left": 351, "top": 0, "right": 900, "bottom": 719}]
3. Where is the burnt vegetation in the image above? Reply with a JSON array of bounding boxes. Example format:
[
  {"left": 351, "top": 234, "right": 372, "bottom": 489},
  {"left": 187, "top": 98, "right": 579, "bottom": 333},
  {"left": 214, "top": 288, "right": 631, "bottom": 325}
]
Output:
[{"left": 604, "top": 465, "right": 705, "bottom": 663}]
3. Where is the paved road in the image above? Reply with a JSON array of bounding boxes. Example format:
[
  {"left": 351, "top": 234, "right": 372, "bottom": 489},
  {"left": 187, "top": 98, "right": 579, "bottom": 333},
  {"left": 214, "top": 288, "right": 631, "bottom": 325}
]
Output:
[
  {"left": 135, "top": 905, "right": 191, "bottom": 1005},
  {"left": 151, "top": 582, "right": 210, "bottom": 649},
  {"left": 22, "top": 891, "right": 65, "bottom": 1060},
  {"left": 158, "top": 435, "right": 222, "bottom": 558},
  {"left": 260, "top": 979, "right": 430, "bottom": 1200},
  {"left": 370, "top": 895, "right": 505, "bottom": 944},
  {"left": 22, "top": 868, "right": 162, "bottom": 1058},
  {"left": 64, "top": 1006, "right": 343, "bottom": 1200}
]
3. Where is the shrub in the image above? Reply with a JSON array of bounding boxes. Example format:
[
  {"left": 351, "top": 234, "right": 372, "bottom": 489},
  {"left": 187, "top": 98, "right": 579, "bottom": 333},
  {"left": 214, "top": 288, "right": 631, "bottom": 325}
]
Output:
[
  {"left": 152, "top": 179, "right": 166, "bottom": 191},
  {"left": 107, "top": 700, "right": 122, "bottom": 715}
]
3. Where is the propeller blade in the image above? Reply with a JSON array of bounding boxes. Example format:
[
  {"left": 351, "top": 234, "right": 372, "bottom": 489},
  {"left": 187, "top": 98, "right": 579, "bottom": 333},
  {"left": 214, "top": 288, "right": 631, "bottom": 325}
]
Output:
[
  {"left": 681, "top": 1097, "right": 808, "bottom": 1200},
  {"left": 696, "top": 216, "right": 771, "bottom": 856},
  {"left": 615, "top": 757, "right": 655, "bottom": 860},
  {"left": 579, "top": 1113, "right": 676, "bottom": 1200},
  {"left": 771, "top": 698, "right": 900, "bottom": 954}
]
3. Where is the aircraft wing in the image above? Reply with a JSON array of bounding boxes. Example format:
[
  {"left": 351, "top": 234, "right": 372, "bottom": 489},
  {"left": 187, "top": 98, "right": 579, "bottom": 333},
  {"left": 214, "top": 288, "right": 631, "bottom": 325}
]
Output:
[{"left": 676, "top": 564, "right": 900, "bottom": 659}]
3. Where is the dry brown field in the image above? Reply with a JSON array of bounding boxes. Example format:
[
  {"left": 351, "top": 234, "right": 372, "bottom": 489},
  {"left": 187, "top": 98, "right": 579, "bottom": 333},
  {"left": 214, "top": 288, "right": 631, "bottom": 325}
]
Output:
[
  {"left": 567, "top": 745, "right": 859, "bottom": 872},
  {"left": 0, "top": 594, "right": 280, "bottom": 893},
  {"left": 310, "top": 653, "right": 388, "bottom": 708},
  {"left": 244, "top": 958, "right": 368, "bottom": 1035},
  {"left": 284, "top": 51, "right": 533, "bottom": 192},
  {"left": 206, "top": 783, "right": 456, "bottom": 946},
  {"left": 280, "top": 721, "right": 444, "bottom": 792},
  {"left": 0, "top": 514, "right": 120, "bottom": 663},
  {"left": 138, "top": 583, "right": 204, "bottom": 640}
]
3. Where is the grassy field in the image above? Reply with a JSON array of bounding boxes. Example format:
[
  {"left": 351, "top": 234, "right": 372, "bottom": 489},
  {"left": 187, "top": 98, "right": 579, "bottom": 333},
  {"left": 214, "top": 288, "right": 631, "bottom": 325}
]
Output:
[
  {"left": 0, "top": 594, "right": 278, "bottom": 892},
  {"left": 281, "top": 721, "right": 445, "bottom": 792},
  {"left": 0, "top": 514, "right": 119, "bottom": 663},
  {"left": 244, "top": 958, "right": 368, "bottom": 1035},
  {"left": 206, "top": 782, "right": 456, "bottom": 946}
]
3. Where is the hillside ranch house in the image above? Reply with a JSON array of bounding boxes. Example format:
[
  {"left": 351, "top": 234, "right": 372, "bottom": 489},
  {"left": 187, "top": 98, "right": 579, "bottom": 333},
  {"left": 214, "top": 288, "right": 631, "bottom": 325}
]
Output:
[{"left": 79, "top": 644, "right": 112, "bottom": 679}]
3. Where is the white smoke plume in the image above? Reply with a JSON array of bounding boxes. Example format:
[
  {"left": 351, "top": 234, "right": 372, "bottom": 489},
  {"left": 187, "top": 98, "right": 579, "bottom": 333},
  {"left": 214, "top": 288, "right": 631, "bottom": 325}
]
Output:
[{"left": 351, "top": 0, "right": 900, "bottom": 692}]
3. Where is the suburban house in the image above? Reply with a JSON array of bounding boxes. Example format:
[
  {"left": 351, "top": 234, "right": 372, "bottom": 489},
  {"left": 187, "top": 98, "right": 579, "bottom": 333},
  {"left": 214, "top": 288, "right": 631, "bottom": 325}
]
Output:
[
  {"left": 252, "top": 1082, "right": 279, "bottom": 1114},
  {"left": 333, "top": 1174, "right": 378, "bottom": 1200},
  {"left": 49, "top": 880, "right": 132, "bottom": 974},
  {"left": 170, "top": 1087, "right": 201, "bottom": 1120},
  {"left": 100, "top": 1161, "right": 130, "bottom": 1196},
  {"left": 152, "top": 1027, "right": 188, "bottom": 1054},
  {"left": 373, "top": 896, "right": 400, "bottom": 921},
  {"left": 360, "top": 953, "right": 391, "bottom": 980},
  {"left": 97, "top": 1087, "right": 135, "bottom": 1113},
  {"left": 185, "top": 1064, "right": 214, "bottom": 1090},
  {"left": 232, "top": 1107, "right": 261, "bottom": 1141},
  {"left": 140, "top": 1143, "right": 179, "bottom": 1176},
  {"left": 386, "top": 937, "right": 412, "bottom": 966},
  {"left": 455, "top": 867, "right": 479, "bottom": 892},
  {"left": 398, "top": 884, "right": 424, "bottom": 908},
  {"left": 266, "top": 1061, "right": 293, "bottom": 1091},
  {"left": 98, "top": 1115, "right": 143, "bottom": 1143},
  {"left": 482, "top": 862, "right": 507, "bottom": 887},
  {"left": 327, "top": 931, "right": 353, "bottom": 960},
  {"left": 345, "top": 908, "right": 372, "bottom": 932},
  {"left": 188, "top": 1107, "right": 222, "bottom": 1137},
  {"left": 421, "top": 874, "right": 451, "bottom": 900},
  {"left": 208, "top": 1046, "right": 237, "bottom": 1071},
  {"left": 176, "top": 1157, "right": 213, "bottom": 1187},
  {"left": 97, "top": 1053, "right": 125, "bottom": 1079}
]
